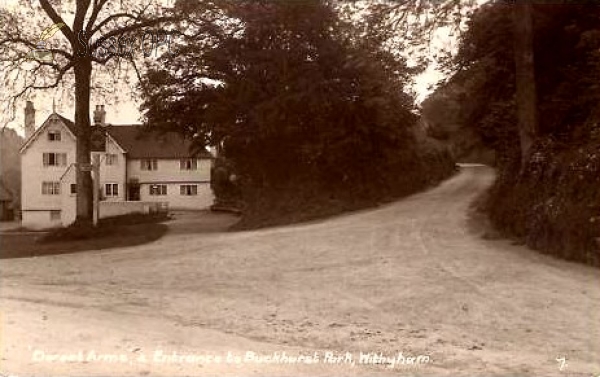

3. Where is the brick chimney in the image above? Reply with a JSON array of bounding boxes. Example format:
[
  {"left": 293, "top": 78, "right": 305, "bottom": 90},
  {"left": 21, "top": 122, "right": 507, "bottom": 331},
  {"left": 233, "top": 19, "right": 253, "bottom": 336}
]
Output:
[
  {"left": 93, "top": 104, "right": 106, "bottom": 126},
  {"left": 24, "top": 100, "right": 35, "bottom": 139}
]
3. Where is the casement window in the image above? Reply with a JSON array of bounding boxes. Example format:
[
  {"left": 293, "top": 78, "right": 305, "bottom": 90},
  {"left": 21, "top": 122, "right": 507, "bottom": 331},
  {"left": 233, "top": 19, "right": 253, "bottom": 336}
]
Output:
[
  {"left": 149, "top": 184, "right": 167, "bottom": 196},
  {"left": 140, "top": 159, "right": 158, "bottom": 171},
  {"left": 180, "top": 158, "right": 198, "bottom": 170},
  {"left": 42, "top": 181, "right": 60, "bottom": 195},
  {"left": 48, "top": 131, "right": 61, "bottom": 141},
  {"left": 104, "top": 183, "right": 119, "bottom": 197},
  {"left": 70, "top": 184, "right": 77, "bottom": 195},
  {"left": 42, "top": 152, "right": 67, "bottom": 166},
  {"left": 180, "top": 185, "right": 197, "bottom": 196},
  {"left": 50, "top": 210, "right": 61, "bottom": 220},
  {"left": 105, "top": 153, "right": 118, "bottom": 165}
]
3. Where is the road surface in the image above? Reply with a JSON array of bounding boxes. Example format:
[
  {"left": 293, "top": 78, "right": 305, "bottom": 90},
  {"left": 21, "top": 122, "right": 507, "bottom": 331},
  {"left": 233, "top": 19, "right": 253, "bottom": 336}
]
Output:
[{"left": 1, "top": 166, "right": 598, "bottom": 377}]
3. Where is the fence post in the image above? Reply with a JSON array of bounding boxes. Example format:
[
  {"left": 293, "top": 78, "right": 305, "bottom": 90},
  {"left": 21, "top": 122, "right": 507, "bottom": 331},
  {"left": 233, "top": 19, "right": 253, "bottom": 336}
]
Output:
[{"left": 92, "top": 154, "right": 100, "bottom": 226}]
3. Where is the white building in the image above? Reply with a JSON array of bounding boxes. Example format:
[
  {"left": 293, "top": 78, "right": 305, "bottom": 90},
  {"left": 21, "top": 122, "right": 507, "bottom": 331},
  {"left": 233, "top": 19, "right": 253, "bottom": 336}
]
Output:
[{"left": 20, "top": 102, "right": 214, "bottom": 229}]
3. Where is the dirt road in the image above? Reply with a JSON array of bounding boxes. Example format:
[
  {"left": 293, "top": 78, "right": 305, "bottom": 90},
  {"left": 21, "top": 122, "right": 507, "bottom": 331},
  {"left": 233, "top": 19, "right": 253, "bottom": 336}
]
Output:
[{"left": 1, "top": 166, "right": 599, "bottom": 377}]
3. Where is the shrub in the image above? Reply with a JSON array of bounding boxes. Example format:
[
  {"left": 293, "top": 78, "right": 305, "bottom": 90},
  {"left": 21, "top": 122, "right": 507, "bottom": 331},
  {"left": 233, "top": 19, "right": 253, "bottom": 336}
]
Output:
[
  {"left": 40, "top": 212, "right": 170, "bottom": 243},
  {"left": 486, "top": 137, "right": 600, "bottom": 266}
]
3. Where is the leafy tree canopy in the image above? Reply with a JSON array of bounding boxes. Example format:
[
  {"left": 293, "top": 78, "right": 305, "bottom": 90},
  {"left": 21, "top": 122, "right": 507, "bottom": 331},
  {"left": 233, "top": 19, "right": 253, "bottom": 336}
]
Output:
[
  {"left": 446, "top": 1, "right": 600, "bottom": 163},
  {"left": 142, "top": 0, "right": 420, "bottom": 191}
]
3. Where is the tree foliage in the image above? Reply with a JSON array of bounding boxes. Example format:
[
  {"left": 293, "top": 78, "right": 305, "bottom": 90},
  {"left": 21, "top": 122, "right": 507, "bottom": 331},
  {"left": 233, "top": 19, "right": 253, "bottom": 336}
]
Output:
[
  {"left": 143, "top": 0, "right": 427, "bottom": 190},
  {"left": 0, "top": 0, "right": 181, "bottom": 223},
  {"left": 446, "top": 1, "right": 600, "bottom": 264},
  {"left": 446, "top": 1, "right": 600, "bottom": 164}
]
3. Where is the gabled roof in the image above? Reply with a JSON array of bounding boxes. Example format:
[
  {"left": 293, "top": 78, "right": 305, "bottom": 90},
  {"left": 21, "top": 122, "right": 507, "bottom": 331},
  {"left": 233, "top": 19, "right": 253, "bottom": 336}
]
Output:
[
  {"left": 106, "top": 125, "right": 212, "bottom": 159},
  {"left": 20, "top": 113, "right": 212, "bottom": 159},
  {"left": 55, "top": 114, "right": 77, "bottom": 135},
  {"left": 19, "top": 112, "right": 77, "bottom": 153}
]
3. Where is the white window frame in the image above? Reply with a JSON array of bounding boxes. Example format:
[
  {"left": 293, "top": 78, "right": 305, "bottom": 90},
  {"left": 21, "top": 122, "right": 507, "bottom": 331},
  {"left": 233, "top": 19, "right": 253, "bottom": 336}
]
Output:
[
  {"left": 42, "top": 152, "right": 67, "bottom": 167},
  {"left": 48, "top": 131, "right": 61, "bottom": 141},
  {"left": 42, "top": 181, "right": 60, "bottom": 195},
  {"left": 149, "top": 184, "right": 167, "bottom": 196},
  {"left": 140, "top": 159, "right": 158, "bottom": 171},
  {"left": 180, "top": 184, "right": 197, "bottom": 196},
  {"left": 104, "top": 183, "right": 119, "bottom": 197},
  {"left": 180, "top": 158, "right": 198, "bottom": 170}
]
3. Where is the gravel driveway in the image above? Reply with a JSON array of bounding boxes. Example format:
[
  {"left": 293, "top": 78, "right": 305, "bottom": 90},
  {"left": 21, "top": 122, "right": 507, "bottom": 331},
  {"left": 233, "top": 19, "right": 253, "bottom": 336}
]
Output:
[{"left": 1, "top": 166, "right": 598, "bottom": 377}]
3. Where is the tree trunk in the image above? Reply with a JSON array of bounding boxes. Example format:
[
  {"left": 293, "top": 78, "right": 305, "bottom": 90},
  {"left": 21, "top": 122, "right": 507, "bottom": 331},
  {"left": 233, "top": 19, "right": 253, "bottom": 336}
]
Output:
[
  {"left": 513, "top": 2, "right": 538, "bottom": 170},
  {"left": 74, "top": 58, "right": 93, "bottom": 224}
]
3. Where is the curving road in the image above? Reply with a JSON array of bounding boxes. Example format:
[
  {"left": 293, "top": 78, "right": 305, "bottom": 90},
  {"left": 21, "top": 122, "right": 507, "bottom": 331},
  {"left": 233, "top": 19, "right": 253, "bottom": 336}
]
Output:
[{"left": 1, "top": 166, "right": 599, "bottom": 377}]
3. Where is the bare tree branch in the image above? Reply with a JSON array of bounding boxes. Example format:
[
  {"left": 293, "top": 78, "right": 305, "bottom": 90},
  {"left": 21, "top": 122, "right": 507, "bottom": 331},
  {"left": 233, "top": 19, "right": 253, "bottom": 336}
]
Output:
[
  {"left": 85, "top": 0, "right": 110, "bottom": 34},
  {"left": 38, "top": 0, "right": 76, "bottom": 44},
  {"left": 95, "top": 15, "right": 178, "bottom": 42},
  {"left": 74, "top": 0, "right": 92, "bottom": 33},
  {"left": 90, "top": 12, "right": 139, "bottom": 36}
]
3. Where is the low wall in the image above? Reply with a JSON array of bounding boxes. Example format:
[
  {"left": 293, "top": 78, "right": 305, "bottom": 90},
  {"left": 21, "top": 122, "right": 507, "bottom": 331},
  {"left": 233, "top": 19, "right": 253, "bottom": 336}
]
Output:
[
  {"left": 22, "top": 210, "right": 62, "bottom": 230},
  {"left": 99, "top": 201, "right": 169, "bottom": 219}
]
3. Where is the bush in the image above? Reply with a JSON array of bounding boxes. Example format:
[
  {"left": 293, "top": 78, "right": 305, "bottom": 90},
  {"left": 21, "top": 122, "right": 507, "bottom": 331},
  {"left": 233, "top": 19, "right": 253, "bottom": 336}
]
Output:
[
  {"left": 234, "top": 142, "right": 456, "bottom": 230},
  {"left": 40, "top": 212, "right": 170, "bottom": 243},
  {"left": 485, "top": 137, "right": 600, "bottom": 266}
]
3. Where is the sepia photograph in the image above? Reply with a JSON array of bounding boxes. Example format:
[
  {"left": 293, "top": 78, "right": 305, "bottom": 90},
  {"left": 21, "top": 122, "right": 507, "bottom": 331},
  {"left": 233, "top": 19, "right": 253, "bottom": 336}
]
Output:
[{"left": 0, "top": 0, "right": 599, "bottom": 376}]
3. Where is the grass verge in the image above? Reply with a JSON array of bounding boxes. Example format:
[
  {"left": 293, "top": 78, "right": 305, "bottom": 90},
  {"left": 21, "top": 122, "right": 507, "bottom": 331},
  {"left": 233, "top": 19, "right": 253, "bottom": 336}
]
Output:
[{"left": 0, "top": 213, "right": 169, "bottom": 259}]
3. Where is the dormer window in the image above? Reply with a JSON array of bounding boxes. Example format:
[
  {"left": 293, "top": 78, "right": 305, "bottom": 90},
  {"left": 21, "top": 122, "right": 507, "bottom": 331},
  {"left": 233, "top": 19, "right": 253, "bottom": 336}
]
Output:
[{"left": 48, "top": 131, "right": 61, "bottom": 141}]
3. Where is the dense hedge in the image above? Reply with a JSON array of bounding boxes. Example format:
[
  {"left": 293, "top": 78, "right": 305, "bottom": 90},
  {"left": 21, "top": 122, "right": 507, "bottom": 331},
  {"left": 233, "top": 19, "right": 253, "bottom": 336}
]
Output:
[
  {"left": 234, "top": 141, "right": 456, "bottom": 230},
  {"left": 485, "top": 137, "right": 600, "bottom": 266}
]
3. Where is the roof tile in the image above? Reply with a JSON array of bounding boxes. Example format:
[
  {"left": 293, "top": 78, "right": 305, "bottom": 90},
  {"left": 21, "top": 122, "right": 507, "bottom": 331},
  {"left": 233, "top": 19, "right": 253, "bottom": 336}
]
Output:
[
  {"left": 54, "top": 114, "right": 211, "bottom": 159},
  {"left": 106, "top": 125, "right": 211, "bottom": 159}
]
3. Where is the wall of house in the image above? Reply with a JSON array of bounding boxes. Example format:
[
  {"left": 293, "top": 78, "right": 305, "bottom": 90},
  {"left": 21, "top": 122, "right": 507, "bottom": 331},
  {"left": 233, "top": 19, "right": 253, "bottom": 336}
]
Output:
[
  {"left": 95, "top": 136, "right": 127, "bottom": 202},
  {"left": 138, "top": 182, "right": 213, "bottom": 209},
  {"left": 100, "top": 201, "right": 168, "bottom": 218},
  {"left": 61, "top": 165, "right": 77, "bottom": 227},
  {"left": 60, "top": 163, "right": 167, "bottom": 227},
  {"left": 60, "top": 137, "right": 128, "bottom": 226},
  {"left": 127, "top": 158, "right": 211, "bottom": 182},
  {"left": 128, "top": 158, "right": 214, "bottom": 209},
  {"left": 21, "top": 116, "right": 76, "bottom": 229},
  {"left": 21, "top": 210, "right": 62, "bottom": 229},
  {"left": 21, "top": 117, "right": 215, "bottom": 228}
]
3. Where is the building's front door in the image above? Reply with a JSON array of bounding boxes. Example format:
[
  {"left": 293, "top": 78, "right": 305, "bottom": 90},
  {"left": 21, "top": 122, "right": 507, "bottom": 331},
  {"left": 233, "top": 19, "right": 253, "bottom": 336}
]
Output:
[{"left": 128, "top": 184, "right": 140, "bottom": 201}]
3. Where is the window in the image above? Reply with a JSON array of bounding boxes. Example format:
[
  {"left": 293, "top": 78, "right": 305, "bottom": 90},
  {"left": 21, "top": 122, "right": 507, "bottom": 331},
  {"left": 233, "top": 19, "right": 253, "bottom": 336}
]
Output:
[
  {"left": 180, "top": 185, "right": 197, "bottom": 196},
  {"left": 50, "top": 210, "right": 61, "bottom": 220},
  {"left": 105, "top": 153, "right": 118, "bottom": 165},
  {"left": 42, "top": 181, "right": 60, "bottom": 195},
  {"left": 104, "top": 183, "right": 119, "bottom": 197},
  {"left": 70, "top": 184, "right": 77, "bottom": 195},
  {"left": 149, "top": 184, "right": 167, "bottom": 196},
  {"left": 140, "top": 159, "right": 158, "bottom": 171},
  {"left": 48, "top": 131, "right": 61, "bottom": 141},
  {"left": 180, "top": 158, "right": 198, "bottom": 170},
  {"left": 43, "top": 152, "right": 67, "bottom": 166}
]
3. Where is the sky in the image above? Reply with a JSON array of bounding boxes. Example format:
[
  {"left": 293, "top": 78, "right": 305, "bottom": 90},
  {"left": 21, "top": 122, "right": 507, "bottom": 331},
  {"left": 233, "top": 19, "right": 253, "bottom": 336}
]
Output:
[
  {"left": 0, "top": 0, "right": 174, "bottom": 134},
  {"left": 0, "top": 0, "right": 480, "bottom": 137}
]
